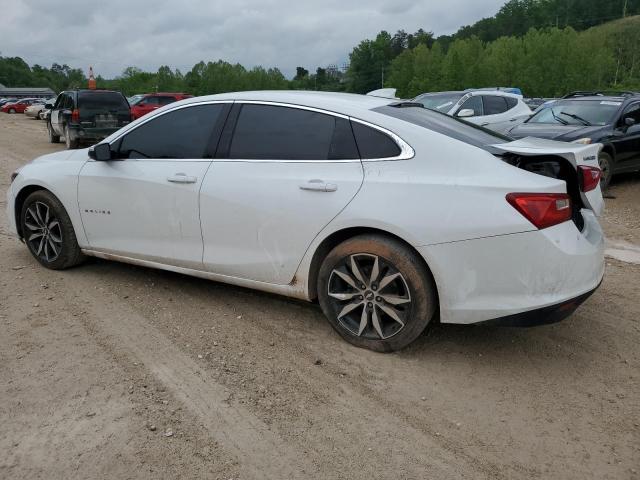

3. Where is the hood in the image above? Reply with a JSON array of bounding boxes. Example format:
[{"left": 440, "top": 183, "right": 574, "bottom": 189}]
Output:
[
  {"left": 507, "top": 123, "right": 604, "bottom": 141},
  {"left": 31, "top": 149, "right": 84, "bottom": 164}
]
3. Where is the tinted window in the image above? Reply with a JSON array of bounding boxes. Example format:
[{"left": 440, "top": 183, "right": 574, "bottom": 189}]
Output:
[
  {"left": 375, "top": 105, "right": 511, "bottom": 153},
  {"left": 157, "top": 96, "right": 177, "bottom": 105},
  {"left": 351, "top": 122, "right": 401, "bottom": 159},
  {"left": 457, "top": 96, "right": 483, "bottom": 117},
  {"left": 505, "top": 97, "right": 518, "bottom": 109},
  {"left": 119, "top": 104, "right": 222, "bottom": 159},
  {"left": 622, "top": 103, "right": 640, "bottom": 124},
  {"left": 482, "top": 96, "right": 509, "bottom": 115},
  {"left": 229, "top": 105, "right": 357, "bottom": 160},
  {"left": 79, "top": 92, "right": 129, "bottom": 111}
]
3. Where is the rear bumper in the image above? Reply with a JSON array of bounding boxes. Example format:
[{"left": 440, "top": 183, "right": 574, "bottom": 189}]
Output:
[
  {"left": 68, "top": 126, "right": 123, "bottom": 142},
  {"left": 418, "top": 209, "right": 605, "bottom": 325},
  {"left": 477, "top": 282, "right": 600, "bottom": 327}
]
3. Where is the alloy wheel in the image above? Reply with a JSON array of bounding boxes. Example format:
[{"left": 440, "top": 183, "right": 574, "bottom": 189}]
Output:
[
  {"left": 327, "top": 253, "right": 411, "bottom": 340},
  {"left": 24, "top": 201, "right": 63, "bottom": 263}
]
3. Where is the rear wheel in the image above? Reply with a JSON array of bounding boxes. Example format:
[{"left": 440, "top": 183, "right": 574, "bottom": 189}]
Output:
[
  {"left": 64, "top": 125, "right": 79, "bottom": 149},
  {"left": 8, "top": 108, "right": 15, "bottom": 114},
  {"left": 47, "top": 122, "right": 60, "bottom": 143},
  {"left": 598, "top": 152, "right": 613, "bottom": 189},
  {"left": 20, "top": 190, "right": 84, "bottom": 270},
  {"left": 317, "top": 235, "right": 437, "bottom": 352}
]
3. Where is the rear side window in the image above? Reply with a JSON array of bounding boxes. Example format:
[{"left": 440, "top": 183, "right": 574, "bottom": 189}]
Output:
[
  {"left": 79, "top": 92, "right": 129, "bottom": 111},
  {"left": 482, "top": 96, "right": 509, "bottom": 115},
  {"left": 505, "top": 97, "right": 518, "bottom": 109},
  {"left": 351, "top": 122, "right": 401, "bottom": 159},
  {"left": 119, "top": 104, "right": 223, "bottom": 159},
  {"left": 229, "top": 104, "right": 358, "bottom": 160}
]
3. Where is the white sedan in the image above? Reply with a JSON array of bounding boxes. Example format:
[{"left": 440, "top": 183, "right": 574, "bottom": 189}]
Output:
[{"left": 6, "top": 91, "right": 605, "bottom": 351}]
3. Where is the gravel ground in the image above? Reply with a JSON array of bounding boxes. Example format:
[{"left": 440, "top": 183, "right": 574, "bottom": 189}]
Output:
[{"left": 1, "top": 113, "right": 638, "bottom": 479}]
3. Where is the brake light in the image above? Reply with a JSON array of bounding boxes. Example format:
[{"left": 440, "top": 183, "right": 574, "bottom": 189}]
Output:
[
  {"left": 71, "top": 108, "right": 80, "bottom": 123},
  {"left": 578, "top": 166, "right": 601, "bottom": 192},
  {"left": 506, "top": 193, "right": 572, "bottom": 229}
]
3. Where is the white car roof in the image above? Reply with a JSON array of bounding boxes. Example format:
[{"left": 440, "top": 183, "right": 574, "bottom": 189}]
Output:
[{"left": 178, "top": 90, "right": 396, "bottom": 118}]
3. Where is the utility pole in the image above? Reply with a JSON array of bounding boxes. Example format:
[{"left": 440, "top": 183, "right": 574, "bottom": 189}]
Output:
[{"left": 623, "top": 0, "right": 628, "bottom": 18}]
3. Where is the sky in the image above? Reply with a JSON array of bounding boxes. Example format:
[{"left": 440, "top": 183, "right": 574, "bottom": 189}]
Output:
[{"left": 1, "top": 0, "right": 506, "bottom": 79}]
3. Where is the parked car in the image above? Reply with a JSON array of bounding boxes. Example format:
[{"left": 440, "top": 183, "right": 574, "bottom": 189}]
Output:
[
  {"left": 24, "top": 100, "right": 47, "bottom": 119},
  {"left": 0, "top": 98, "right": 18, "bottom": 106},
  {"left": 47, "top": 89, "right": 131, "bottom": 149},
  {"left": 413, "top": 89, "right": 531, "bottom": 129},
  {"left": 130, "top": 92, "right": 193, "bottom": 119},
  {"left": 506, "top": 92, "right": 640, "bottom": 188},
  {"left": 7, "top": 91, "right": 604, "bottom": 352},
  {"left": 1, "top": 98, "right": 40, "bottom": 114}
]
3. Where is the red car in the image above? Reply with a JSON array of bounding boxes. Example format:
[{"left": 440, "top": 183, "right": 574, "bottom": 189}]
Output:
[
  {"left": 130, "top": 93, "right": 193, "bottom": 119},
  {"left": 1, "top": 98, "right": 41, "bottom": 114}
]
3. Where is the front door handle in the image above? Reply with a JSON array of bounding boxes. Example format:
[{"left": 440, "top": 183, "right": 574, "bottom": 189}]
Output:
[
  {"left": 299, "top": 179, "right": 337, "bottom": 192},
  {"left": 167, "top": 173, "right": 197, "bottom": 184}
]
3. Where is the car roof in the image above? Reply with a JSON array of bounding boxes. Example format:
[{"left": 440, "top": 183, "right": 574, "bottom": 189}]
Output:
[
  {"left": 178, "top": 90, "right": 395, "bottom": 117},
  {"left": 556, "top": 95, "right": 633, "bottom": 102},
  {"left": 144, "top": 92, "right": 191, "bottom": 96},
  {"left": 414, "top": 89, "right": 522, "bottom": 99}
]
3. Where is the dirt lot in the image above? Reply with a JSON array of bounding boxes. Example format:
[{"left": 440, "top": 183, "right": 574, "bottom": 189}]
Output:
[{"left": 0, "top": 113, "right": 638, "bottom": 480}]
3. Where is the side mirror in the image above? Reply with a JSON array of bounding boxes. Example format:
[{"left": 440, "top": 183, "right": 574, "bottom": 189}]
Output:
[
  {"left": 624, "top": 117, "right": 636, "bottom": 127},
  {"left": 89, "top": 143, "right": 113, "bottom": 161},
  {"left": 457, "top": 108, "right": 475, "bottom": 118}
]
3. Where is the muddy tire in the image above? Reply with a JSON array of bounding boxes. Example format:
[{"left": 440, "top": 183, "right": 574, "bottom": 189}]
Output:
[
  {"left": 8, "top": 108, "right": 16, "bottom": 114},
  {"left": 317, "top": 234, "right": 437, "bottom": 352},
  {"left": 47, "top": 122, "right": 60, "bottom": 143},
  {"left": 20, "top": 190, "right": 85, "bottom": 270},
  {"left": 65, "top": 125, "right": 79, "bottom": 149},
  {"left": 598, "top": 152, "right": 613, "bottom": 190}
]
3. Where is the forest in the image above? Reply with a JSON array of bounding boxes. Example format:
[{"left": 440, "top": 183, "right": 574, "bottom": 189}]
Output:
[{"left": 1, "top": 0, "right": 639, "bottom": 98}]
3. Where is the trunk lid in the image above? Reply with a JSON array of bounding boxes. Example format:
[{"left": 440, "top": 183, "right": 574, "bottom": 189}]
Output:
[{"left": 492, "top": 136, "right": 604, "bottom": 217}]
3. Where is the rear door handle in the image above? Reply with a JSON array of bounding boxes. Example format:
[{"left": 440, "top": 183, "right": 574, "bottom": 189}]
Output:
[
  {"left": 299, "top": 180, "right": 337, "bottom": 192},
  {"left": 167, "top": 173, "right": 197, "bottom": 184}
]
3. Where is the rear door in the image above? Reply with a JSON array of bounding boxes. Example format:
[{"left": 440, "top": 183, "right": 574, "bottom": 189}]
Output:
[
  {"left": 77, "top": 102, "right": 229, "bottom": 268},
  {"left": 613, "top": 102, "right": 640, "bottom": 170},
  {"left": 199, "top": 103, "right": 364, "bottom": 284}
]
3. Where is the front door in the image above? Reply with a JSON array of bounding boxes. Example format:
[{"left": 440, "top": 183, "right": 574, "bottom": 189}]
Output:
[{"left": 77, "top": 103, "right": 228, "bottom": 269}]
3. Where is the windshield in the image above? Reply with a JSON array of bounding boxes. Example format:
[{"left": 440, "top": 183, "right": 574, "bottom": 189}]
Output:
[
  {"left": 413, "top": 93, "right": 463, "bottom": 112},
  {"left": 527, "top": 99, "right": 620, "bottom": 126},
  {"left": 375, "top": 105, "right": 511, "bottom": 153}
]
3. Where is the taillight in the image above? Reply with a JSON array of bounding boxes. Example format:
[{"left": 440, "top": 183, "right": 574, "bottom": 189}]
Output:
[
  {"left": 578, "top": 166, "right": 601, "bottom": 192},
  {"left": 71, "top": 108, "right": 80, "bottom": 123},
  {"left": 506, "top": 193, "right": 572, "bottom": 229}
]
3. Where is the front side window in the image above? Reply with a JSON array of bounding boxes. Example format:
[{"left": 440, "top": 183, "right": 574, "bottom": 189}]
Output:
[
  {"left": 228, "top": 104, "right": 358, "bottom": 160},
  {"left": 457, "top": 96, "right": 483, "bottom": 117},
  {"left": 622, "top": 103, "right": 640, "bottom": 125},
  {"left": 118, "top": 104, "right": 223, "bottom": 159},
  {"left": 482, "top": 96, "right": 509, "bottom": 115}
]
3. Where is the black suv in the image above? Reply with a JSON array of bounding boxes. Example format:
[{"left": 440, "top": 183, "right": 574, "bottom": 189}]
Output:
[
  {"left": 47, "top": 89, "right": 131, "bottom": 149},
  {"left": 506, "top": 92, "right": 640, "bottom": 187}
]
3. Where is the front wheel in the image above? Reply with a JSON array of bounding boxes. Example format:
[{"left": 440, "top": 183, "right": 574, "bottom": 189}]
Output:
[
  {"left": 20, "top": 190, "right": 84, "bottom": 270},
  {"left": 598, "top": 152, "right": 613, "bottom": 189},
  {"left": 317, "top": 235, "right": 437, "bottom": 352},
  {"left": 8, "top": 108, "right": 15, "bottom": 114}
]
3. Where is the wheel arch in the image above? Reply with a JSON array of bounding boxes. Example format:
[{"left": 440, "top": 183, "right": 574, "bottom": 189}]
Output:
[
  {"left": 305, "top": 226, "right": 441, "bottom": 310},
  {"left": 14, "top": 185, "right": 57, "bottom": 239},
  {"left": 600, "top": 143, "right": 615, "bottom": 160}
]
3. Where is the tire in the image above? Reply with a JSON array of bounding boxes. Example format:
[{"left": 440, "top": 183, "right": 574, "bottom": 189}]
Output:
[
  {"left": 64, "top": 125, "right": 79, "bottom": 149},
  {"left": 20, "top": 190, "right": 85, "bottom": 270},
  {"left": 317, "top": 234, "right": 437, "bottom": 352},
  {"left": 8, "top": 108, "right": 15, "bottom": 114},
  {"left": 47, "top": 121, "right": 60, "bottom": 143},
  {"left": 598, "top": 152, "right": 613, "bottom": 189}
]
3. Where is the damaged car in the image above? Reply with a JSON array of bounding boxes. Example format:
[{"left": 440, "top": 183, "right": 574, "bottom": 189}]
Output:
[{"left": 7, "top": 91, "right": 605, "bottom": 352}]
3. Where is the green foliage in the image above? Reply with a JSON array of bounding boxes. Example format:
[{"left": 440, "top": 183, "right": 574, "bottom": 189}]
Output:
[{"left": 0, "top": 56, "right": 85, "bottom": 93}]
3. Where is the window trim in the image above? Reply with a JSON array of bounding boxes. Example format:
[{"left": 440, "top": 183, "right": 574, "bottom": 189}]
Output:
[{"left": 104, "top": 99, "right": 414, "bottom": 163}]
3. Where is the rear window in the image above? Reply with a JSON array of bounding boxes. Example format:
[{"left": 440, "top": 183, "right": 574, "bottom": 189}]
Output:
[
  {"left": 78, "top": 91, "right": 129, "bottom": 111},
  {"left": 375, "top": 105, "right": 511, "bottom": 152}
]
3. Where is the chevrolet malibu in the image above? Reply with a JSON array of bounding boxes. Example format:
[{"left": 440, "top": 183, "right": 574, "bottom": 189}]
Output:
[{"left": 6, "top": 91, "right": 605, "bottom": 352}]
